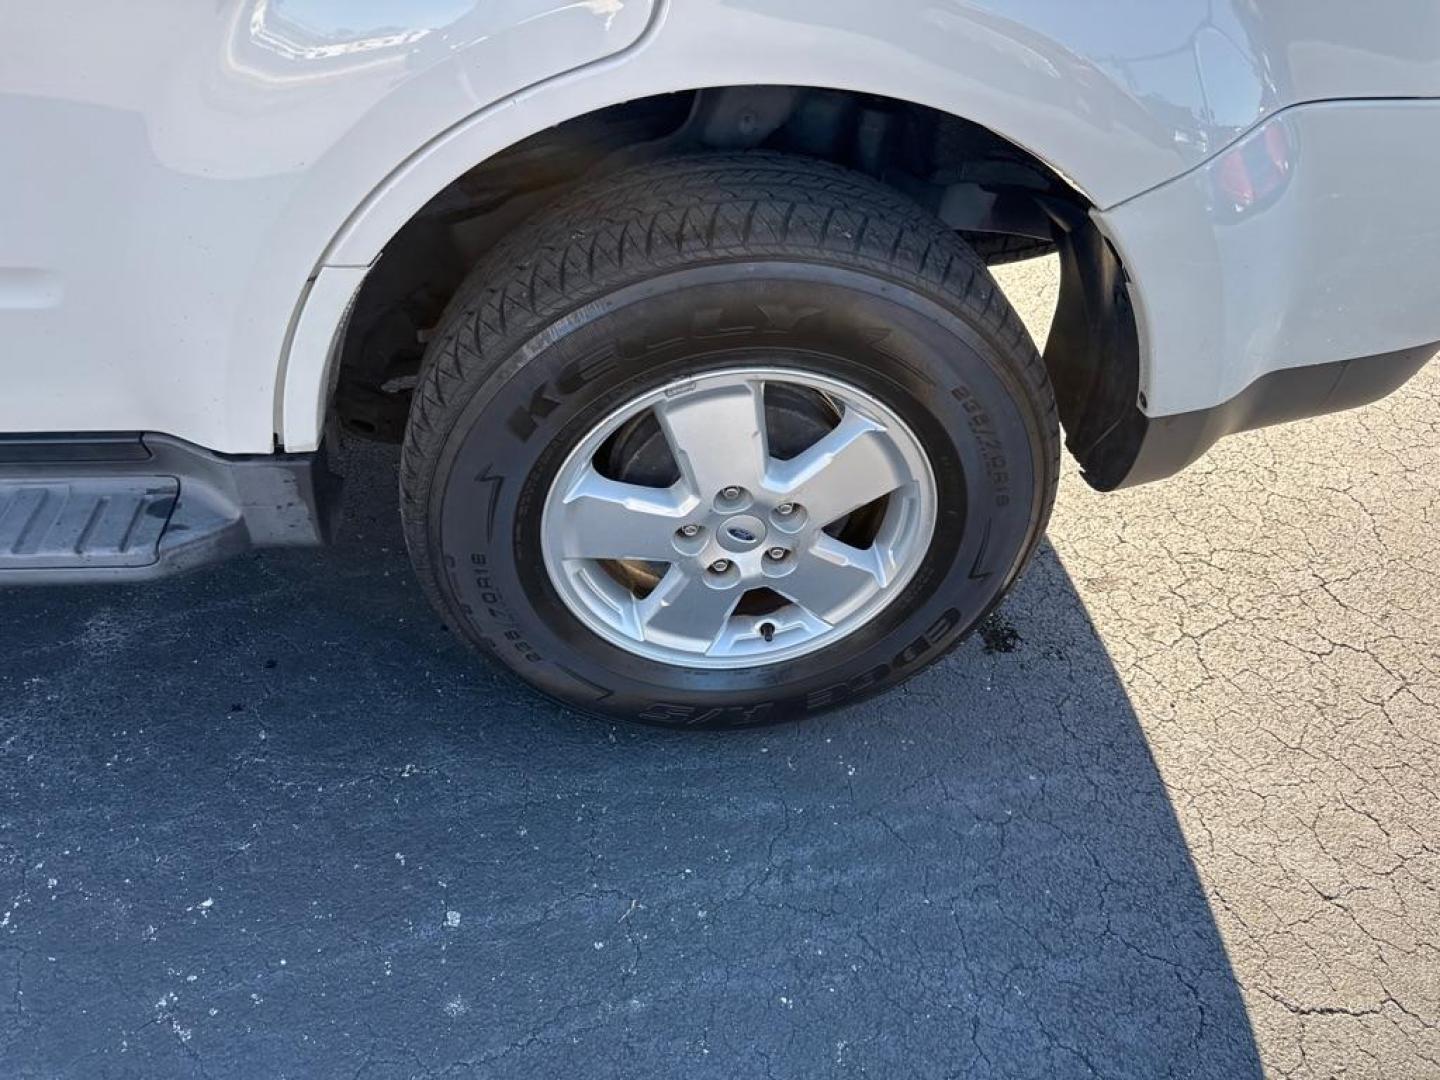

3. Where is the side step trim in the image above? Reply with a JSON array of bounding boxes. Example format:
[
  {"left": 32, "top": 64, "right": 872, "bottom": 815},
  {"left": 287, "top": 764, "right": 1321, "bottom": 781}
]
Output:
[
  {"left": 0, "top": 434, "right": 339, "bottom": 586},
  {"left": 0, "top": 478, "right": 178, "bottom": 569}
]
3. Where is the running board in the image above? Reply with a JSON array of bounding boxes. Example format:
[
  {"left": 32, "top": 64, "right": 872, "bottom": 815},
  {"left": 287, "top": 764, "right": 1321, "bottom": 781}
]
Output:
[
  {"left": 0, "top": 477, "right": 178, "bottom": 569},
  {"left": 0, "top": 435, "right": 338, "bottom": 585}
]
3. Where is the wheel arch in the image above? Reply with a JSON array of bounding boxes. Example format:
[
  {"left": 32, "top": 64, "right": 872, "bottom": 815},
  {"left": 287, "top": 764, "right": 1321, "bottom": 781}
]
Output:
[{"left": 280, "top": 82, "right": 1145, "bottom": 492}]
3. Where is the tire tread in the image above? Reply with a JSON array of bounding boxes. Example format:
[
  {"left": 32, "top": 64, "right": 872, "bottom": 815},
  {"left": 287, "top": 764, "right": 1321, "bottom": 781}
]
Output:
[{"left": 400, "top": 152, "right": 1061, "bottom": 712}]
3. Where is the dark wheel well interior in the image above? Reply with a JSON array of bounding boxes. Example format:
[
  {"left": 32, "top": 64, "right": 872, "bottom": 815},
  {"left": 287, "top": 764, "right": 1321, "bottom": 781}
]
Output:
[{"left": 330, "top": 85, "right": 1140, "bottom": 489}]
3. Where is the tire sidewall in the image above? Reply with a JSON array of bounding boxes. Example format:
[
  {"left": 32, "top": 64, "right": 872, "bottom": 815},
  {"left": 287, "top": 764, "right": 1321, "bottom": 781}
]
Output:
[{"left": 423, "top": 262, "right": 1046, "bottom": 725}]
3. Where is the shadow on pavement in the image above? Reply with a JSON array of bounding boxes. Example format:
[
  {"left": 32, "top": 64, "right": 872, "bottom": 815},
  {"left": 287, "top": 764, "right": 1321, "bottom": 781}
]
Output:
[{"left": 0, "top": 443, "right": 1261, "bottom": 1079}]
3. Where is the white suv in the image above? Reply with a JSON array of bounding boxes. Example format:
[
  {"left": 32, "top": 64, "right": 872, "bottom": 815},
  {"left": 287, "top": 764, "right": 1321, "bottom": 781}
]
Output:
[{"left": 3, "top": 2, "right": 1437, "bottom": 723}]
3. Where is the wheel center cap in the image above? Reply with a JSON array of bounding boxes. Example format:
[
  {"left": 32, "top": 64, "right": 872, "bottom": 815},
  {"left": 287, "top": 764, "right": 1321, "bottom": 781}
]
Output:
[{"left": 718, "top": 514, "right": 767, "bottom": 552}]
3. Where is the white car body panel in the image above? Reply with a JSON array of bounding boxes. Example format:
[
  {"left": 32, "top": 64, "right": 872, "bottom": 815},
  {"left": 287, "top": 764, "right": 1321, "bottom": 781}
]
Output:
[
  {"left": 2, "top": 1, "right": 1438, "bottom": 454},
  {"left": 0, "top": 0, "right": 658, "bottom": 452},
  {"left": 1102, "top": 100, "right": 1440, "bottom": 417}
]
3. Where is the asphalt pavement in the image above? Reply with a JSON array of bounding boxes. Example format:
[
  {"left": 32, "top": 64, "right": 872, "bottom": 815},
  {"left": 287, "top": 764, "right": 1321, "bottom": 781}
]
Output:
[{"left": 0, "top": 258, "right": 1435, "bottom": 1079}]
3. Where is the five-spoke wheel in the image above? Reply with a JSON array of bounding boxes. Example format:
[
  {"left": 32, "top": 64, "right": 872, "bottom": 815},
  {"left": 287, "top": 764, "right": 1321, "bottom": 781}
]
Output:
[{"left": 542, "top": 368, "right": 936, "bottom": 667}]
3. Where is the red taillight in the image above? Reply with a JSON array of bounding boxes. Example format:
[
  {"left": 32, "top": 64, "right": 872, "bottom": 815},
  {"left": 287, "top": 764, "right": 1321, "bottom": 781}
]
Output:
[{"left": 1215, "top": 120, "right": 1293, "bottom": 214}]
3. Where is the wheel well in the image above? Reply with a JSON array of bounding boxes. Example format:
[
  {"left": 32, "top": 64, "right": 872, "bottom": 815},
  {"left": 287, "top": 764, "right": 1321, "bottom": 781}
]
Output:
[{"left": 330, "top": 85, "right": 1138, "bottom": 481}]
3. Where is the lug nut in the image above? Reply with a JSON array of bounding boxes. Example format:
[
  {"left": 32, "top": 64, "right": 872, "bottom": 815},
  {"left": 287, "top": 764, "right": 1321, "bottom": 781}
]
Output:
[
  {"left": 776, "top": 502, "right": 796, "bottom": 516},
  {"left": 709, "top": 559, "right": 730, "bottom": 573},
  {"left": 720, "top": 486, "right": 742, "bottom": 501},
  {"left": 767, "top": 547, "right": 788, "bottom": 560},
  {"left": 679, "top": 524, "right": 700, "bottom": 537}
]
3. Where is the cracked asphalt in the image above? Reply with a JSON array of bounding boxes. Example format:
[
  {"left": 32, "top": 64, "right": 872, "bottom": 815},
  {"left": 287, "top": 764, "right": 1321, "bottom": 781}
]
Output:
[{"left": 1, "top": 258, "right": 1437, "bottom": 1079}]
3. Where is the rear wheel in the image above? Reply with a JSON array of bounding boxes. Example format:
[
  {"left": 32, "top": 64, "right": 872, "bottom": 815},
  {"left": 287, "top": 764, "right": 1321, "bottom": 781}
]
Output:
[{"left": 401, "top": 153, "right": 1059, "bottom": 726}]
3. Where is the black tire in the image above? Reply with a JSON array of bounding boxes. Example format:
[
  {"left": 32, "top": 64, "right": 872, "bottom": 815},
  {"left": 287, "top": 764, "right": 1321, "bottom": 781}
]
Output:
[{"left": 400, "top": 153, "right": 1059, "bottom": 727}]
